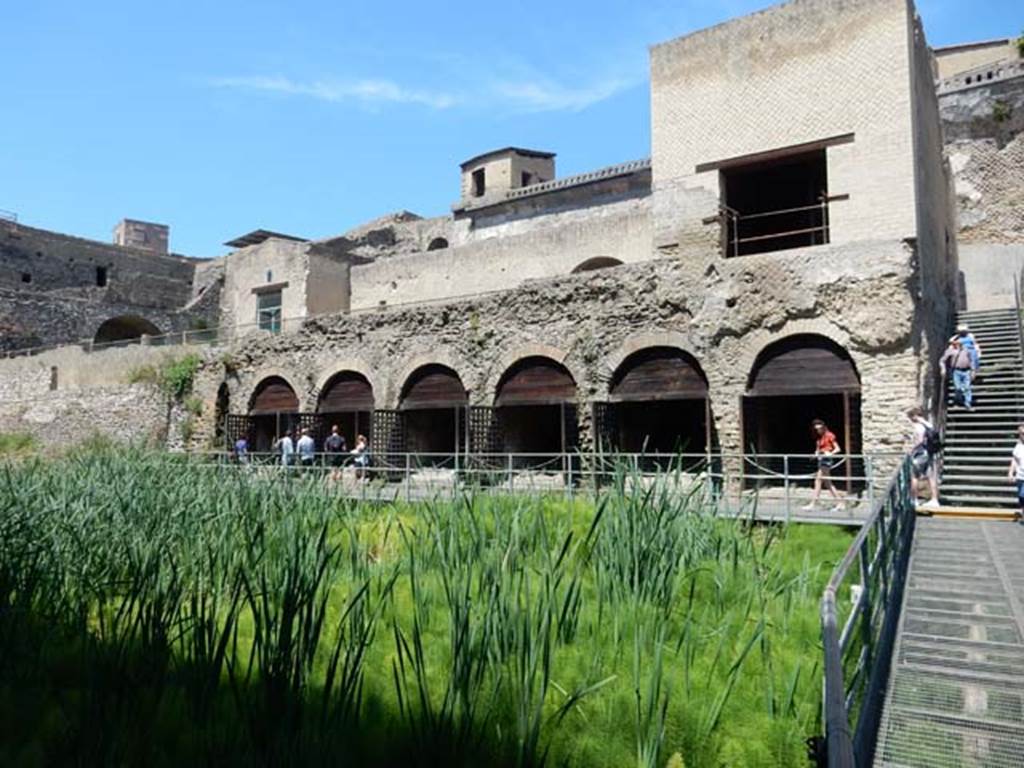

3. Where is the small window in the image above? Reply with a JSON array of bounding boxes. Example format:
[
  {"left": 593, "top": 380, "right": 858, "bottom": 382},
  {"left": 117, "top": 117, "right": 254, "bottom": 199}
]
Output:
[
  {"left": 521, "top": 171, "right": 533, "bottom": 187},
  {"left": 49, "top": 366, "right": 58, "bottom": 391},
  {"left": 266, "top": 269, "right": 273, "bottom": 283},
  {"left": 21, "top": 272, "right": 31, "bottom": 283},
  {"left": 427, "top": 237, "right": 449, "bottom": 251},
  {"left": 96, "top": 266, "right": 108, "bottom": 287},
  {"left": 721, "top": 149, "right": 829, "bottom": 257},
  {"left": 472, "top": 168, "right": 486, "bottom": 197},
  {"left": 257, "top": 290, "right": 283, "bottom": 333}
]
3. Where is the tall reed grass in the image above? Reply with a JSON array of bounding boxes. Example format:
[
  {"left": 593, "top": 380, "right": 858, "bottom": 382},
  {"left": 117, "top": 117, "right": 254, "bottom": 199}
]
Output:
[{"left": 0, "top": 448, "right": 851, "bottom": 766}]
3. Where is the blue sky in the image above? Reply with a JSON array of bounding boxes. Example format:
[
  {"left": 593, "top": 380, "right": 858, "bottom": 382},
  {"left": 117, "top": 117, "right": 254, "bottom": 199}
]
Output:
[{"left": 0, "top": 0, "right": 1018, "bottom": 257}]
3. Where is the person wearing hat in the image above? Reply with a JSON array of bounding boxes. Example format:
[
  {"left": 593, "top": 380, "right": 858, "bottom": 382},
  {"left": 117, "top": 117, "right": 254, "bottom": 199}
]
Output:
[
  {"left": 951, "top": 323, "right": 981, "bottom": 374},
  {"left": 942, "top": 337, "right": 974, "bottom": 410}
]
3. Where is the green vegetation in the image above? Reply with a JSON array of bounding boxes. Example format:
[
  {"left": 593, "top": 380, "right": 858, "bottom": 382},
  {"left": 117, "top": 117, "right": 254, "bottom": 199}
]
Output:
[
  {"left": 127, "top": 353, "right": 202, "bottom": 400},
  {"left": 0, "top": 451, "right": 852, "bottom": 766},
  {"left": 0, "top": 432, "right": 38, "bottom": 457},
  {"left": 993, "top": 99, "right": 1012, "bottom": 124}
]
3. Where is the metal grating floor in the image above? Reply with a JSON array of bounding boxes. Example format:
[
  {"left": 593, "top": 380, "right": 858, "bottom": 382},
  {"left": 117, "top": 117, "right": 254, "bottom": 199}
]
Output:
[{"left": 874, "top": 518, "right": 1024, "bottom": 767}]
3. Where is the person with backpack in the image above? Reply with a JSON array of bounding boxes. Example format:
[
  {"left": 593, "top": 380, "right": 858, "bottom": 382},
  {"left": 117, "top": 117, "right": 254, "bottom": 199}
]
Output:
[
  {"left": 907, "top": 406, "right": 940, "bottom": 509},
  {"left": 324, "top": 424, "right": 348, "bottom": 483}
]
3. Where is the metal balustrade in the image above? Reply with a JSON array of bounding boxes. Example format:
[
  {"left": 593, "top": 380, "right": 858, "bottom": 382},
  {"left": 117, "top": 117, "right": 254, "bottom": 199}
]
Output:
[
  {"left": 819, "top": 454, "right": 916, "bottom": 767},
  {"left": 190, "top": 449, "right": 900, "bottom": 524}
]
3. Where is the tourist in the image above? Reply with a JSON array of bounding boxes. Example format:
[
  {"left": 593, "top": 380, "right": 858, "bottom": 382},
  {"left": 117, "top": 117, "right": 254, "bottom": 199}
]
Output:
[
  {"left": 351, "top": 434, "right": 370, "bottom": 481},
  {"left": 942, "top": 338, "right": 974, "bottom": 410},
  {"left": 233, "top": 435, "right": 249, "bottom": 465},
  {"left": 276, "top": 431, "right": 295, "bottom": 468},
  {"left": 907, "top": 406, "right": 940, "bottom": 509},
  {"left": 801, "top": 419, "right": 844, "bottom": 513},
  {"left": 1007, "top": 424, "right": 1024, "bottom": 524},
  {"left": 324, "top": 424, "right": 348, "bottom": 482},
  {"left": 951, "top": 323, "right": 982, "bottom": 374},
  {"left": 297, "top": 428, "right": 316, "bottom": 470}
]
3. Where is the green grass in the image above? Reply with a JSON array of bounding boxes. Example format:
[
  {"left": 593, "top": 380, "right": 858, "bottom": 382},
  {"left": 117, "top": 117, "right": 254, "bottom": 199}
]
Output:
[{"left": 0, "top": 451, "right": 854, "bottom": 767}]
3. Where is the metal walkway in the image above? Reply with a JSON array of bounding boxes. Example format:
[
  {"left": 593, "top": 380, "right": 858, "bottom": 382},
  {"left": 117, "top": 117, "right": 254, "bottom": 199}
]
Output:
[{"left": 874, "top": 518, "right": 1024, "bottom": 767}]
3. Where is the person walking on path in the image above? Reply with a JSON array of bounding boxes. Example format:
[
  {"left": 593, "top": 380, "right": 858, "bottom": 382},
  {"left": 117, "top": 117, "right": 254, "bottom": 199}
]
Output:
[
  {"left": 233, "top": 435, "right": 249, "bottom": 466},
  {"left": 1007, "top": 424, "right": 1024, "bottom": 524},
  {"left": 942, "top": 338, "right": 974, "bottom": 410},
  {"left": 951, "top": 323, "right": 982, "bottom": 374},
  {"left": 350, "top": 434, "right": 370, "bottom": 481},
  {"left": 324, "top": 424, "right": 348, "bottom": 483},
  {"left": 276, "top": 431, "right": 295, "bottom": 469},
  {"left": 297, "top": 428, "right": 316, "bottom": 470},
  {"left": 801, "top": 419, "right": 844, "bottom": 513},
  {"left": 907, "top": 406, "right": 940, "bottom": 510}
]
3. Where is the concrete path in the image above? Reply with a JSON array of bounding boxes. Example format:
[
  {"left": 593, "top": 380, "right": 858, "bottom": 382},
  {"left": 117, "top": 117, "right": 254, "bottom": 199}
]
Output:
[{"left": 874, "top": 518, "right": 1024, "bottom": 767}]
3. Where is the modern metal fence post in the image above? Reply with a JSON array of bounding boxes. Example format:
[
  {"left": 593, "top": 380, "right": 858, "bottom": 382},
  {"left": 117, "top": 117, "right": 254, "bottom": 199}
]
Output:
[
  {"left": 405, "top": 454, "right": 411, "bottom": 503},
  {"left": 566, "top": 452, "right": 573, "bottom": 501},
  {"left": 783, "top": 454, "right": 791, "bottom": 524},
  {"left": 508, "top": 454, "right": 514, "bottom": 493},
  {"left": 866, "top": 456, "right": 874, "bottom": 516}
]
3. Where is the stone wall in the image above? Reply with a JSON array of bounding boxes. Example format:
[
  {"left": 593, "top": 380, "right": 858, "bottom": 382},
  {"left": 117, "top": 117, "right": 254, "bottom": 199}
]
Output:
[
  {"left": 650, "top": 0, "right": 917, "bottom": 254},
  {"left": 188, "top": 240, "right": 927, "bottom": 460},
  {"left": 0, "top": 343, "right": 214, "bottom": 450},
  {"left": 349, "top": 198, "right": 652, "bottom": 309},
  {"left": 0, "top": 220, "right": 216, "bottom": 350}
]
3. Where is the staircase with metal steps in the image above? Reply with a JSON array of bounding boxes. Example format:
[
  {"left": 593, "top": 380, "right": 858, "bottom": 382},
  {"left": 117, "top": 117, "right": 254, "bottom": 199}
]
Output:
[{"left": 940, "top": 308, "right": 1024, "bottom": 509}]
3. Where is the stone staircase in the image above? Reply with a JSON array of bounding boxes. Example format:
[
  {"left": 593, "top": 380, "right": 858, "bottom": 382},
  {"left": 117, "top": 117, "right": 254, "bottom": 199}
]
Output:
[{"left": 940, "top": 308, "right": 1024, "bottom": 508}]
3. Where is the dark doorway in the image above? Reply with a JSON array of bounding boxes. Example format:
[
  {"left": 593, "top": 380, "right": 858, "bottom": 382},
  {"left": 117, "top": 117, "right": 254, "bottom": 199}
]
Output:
[
  {"left": 400, "top": 365, "right": 467, "bottom": 467},
  {"left": 494, "top": 357, "right": 577, "bottom": 469},
  {"left": 743, "top": 335, "right": 862, "bottom": 489},
  {"left": 214, "top": 383, "right": 230, "bottom": 448},
  {"left": 603, "top": 347, "right": 711, "bottom": 471},
  {"left": 722, "top": 149, "right": 828, "bottom": 256},
  {"left": 317, "top": 371, "right": 374, "bottom": 448},
  {"left": 94, "top": 315, "right": 161, "bottom": 345},
  {"left": 249, "top": 376, "right": 300, "bottom": 454},
  {"left": 571, "top": 256, "right": 623, "bottom": 274}
]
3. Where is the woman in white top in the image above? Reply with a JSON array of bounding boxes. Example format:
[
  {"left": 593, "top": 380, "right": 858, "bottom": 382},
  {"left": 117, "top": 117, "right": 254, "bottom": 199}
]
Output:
[{"left": 1006, "top": 424, "right": 1024, "bottom": 523}]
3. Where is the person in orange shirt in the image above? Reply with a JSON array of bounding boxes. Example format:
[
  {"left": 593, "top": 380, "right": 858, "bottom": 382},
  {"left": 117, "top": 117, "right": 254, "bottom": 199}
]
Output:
[{"left": 801, "top": 419, "right": 844, "bottom": 513}]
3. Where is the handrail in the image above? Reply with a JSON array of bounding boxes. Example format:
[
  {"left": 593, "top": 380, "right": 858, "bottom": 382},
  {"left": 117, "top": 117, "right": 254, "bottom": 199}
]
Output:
[{"left": 818, "top": 454, "right": 916, "bottom": 767}]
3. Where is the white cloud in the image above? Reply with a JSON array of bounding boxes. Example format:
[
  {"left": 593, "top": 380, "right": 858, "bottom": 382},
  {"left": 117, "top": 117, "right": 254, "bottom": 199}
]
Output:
[
  {"left": 209, "top": 71, "right": 638, "bottom": 115},
  {"left": 208, "top": 75, "right": 458, "bottom": 110}
]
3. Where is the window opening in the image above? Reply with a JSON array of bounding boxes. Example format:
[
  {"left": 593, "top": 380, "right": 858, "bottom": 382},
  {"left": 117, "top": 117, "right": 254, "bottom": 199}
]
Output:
[
  {"left": 427, "top": 237, "right": 449, "bottom": 251},
  {"left": 96, "top": 266, "right": 108, "bottom": 287},
  {"left": 257, "top": 290, "right": 283, "bottom": 333},
  {"left": 472, "top": 168, "right": 486, "bottom": 197},
  {"left": 721, "top": 149, "right": 829, "bottom": 257},
  {"left": 21, "top": 272, "right": 31, "bottom": 283},
  {"left": 521, "top": 171, "right": 533, "bottom": 186}
]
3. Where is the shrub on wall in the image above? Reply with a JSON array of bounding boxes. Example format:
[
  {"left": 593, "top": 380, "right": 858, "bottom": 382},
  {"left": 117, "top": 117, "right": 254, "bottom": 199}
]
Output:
[{"left": 127, "top": 354, "right": 202, "bottom": 401}]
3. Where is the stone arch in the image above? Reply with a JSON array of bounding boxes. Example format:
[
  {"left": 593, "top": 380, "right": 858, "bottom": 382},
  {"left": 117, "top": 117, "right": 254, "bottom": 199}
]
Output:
[
  {"left": 427, "top": 237, "right": 449, "bottom": 251},
  {"left": 315, "top": 369, "right": 375, "bottom": 448},
  {"left": 247, "top": 373, "right": 302, "bottom": 452},
  {"left": 93, "top": 315, "right": 161, "bottom": 345},
  {"left": 493, "top": 354, "right": 579, "bottom": 461},
  {"left": 731, "top": 319, "right": 855, "bottom": 387},
  {"left": 391, "top": 352, "right": 466, "bottom": 409},
  {"left": 399, "top": 363, "right": 470, "bottom": 459},
  {"left": 313, "top": 359, "right": 378, "bottom": 406},
  {"left": 602, "top": 331, "right": 698, "bottom": 382},
  {"left": 483, "top": 343, "right": 575, "bottom": 403},
  {"left": 599, "top": 345, "right": 712, "bottom": 460},
  {"left": 741, "top": 331, "right": 863, "bottom": 488},
  {"left": 571, "top": 256, "right": 623, "bottom": 273}
]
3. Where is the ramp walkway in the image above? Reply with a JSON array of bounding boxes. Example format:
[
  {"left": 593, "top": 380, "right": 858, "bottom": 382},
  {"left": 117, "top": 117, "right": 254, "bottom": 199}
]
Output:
[{"left": 873, "top": 518, "right": 1024, "bottom": 767}]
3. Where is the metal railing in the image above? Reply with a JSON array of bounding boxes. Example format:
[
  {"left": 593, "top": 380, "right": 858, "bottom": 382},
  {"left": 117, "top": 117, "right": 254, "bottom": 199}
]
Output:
[
  {"left": 192, "top": 448, "right": 899, "bottom": 522},
  {"left": 818, "top": 454, "right": 916, "bottom": 767},
  {"left": 719, "top": 196, "right": 840, "bottom": 258},
  {"left": 1014, "top": 265, "right": 1024, "bottom": 366}
]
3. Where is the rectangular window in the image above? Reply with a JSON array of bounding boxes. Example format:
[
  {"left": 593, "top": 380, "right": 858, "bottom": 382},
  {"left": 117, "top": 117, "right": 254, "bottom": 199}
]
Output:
[
  {"left": 21, "top": 272, "right": 31, "bottom": 283},
  {"left": 720, "top": 149, "right": 829, "bottom": 257},
  {"left": 521, "top": 171, "right": 533, "bottom": 187},
  {"left": 472, "top": 168, "right": 486, "bottom": 197},
  {"left": 257, "top": 290, "right": 282, "bottom": 333},
  {"left": 96, "top": 266, "right": 108, "bottom": 287}
]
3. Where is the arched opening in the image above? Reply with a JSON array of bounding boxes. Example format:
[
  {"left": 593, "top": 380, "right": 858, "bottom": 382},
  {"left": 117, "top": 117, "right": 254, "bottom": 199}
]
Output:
[
  {"left": 427, "top": 237, "right": 449, "bottom": 251},
  {"left": 495, "top": 356, "right": 577, "bottom": 467},
  {"left": 248, "top": 376, "right": 300, "bottom": 452},
  {"left": 600, "top": 347, "right": 710, "bottom": 469},
  {"left": 743, "top": 334, "right": 862, "bottom": 488},
  {"left": 316, "top": 371, "right": 374, "bottom": 449},
  {"left": 94, "top": 316, "right": 161, "bottom": 345},
  {"left": 400, "top": 364, "right": 467, "bottom": 465},
  {"left": 571, "top": 256, "right": 623, "bottom": 274}
]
